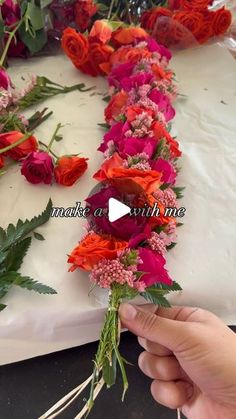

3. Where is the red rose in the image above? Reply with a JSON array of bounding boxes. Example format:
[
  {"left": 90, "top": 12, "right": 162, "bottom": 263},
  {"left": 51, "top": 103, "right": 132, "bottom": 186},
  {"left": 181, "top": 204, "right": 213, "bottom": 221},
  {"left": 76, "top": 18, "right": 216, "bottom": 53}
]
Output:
[
  {"left": 21, "top": 151, "right": 54, "bottom": 184},
  {"left": 0, "top": 155, "right": 4, "bottom": 169},
  {"left": 74, "top": 0, "right": 98, "bottom": 32},
  {"left": 61, "top": 28, "right": 89, "bottom": 66},
  {"left": 111, "top": 27, "right": 148, "bottom": 46},
  {"left": 180, "top": 0, "right": 212, "bottom": 11},
  {"left": 173, "top": 11, "right": 203, "bottom": 36},
  {"left": 54, "top": 156, "right": 88, "bottom": 186},
  {"left": 0, "top": 131, "right": 38, "bottom": 161},
  {"left": 141, "top": 7, "right": 172, "bottom": 32},
  {"left": 74, "top": 41, "right": 114, "bottom": 76},
  {"left": 212, "top": 7, "right": 232, "bottom": 36},
  {"left": 104, "top": 90, "right": 128, "bottom": 124}
]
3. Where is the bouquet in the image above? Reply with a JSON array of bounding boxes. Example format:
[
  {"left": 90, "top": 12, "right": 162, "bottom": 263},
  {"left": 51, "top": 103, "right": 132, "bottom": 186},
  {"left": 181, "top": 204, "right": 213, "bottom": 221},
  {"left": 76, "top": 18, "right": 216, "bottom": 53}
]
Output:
[{"left": 41, "top": 24, "right": 184, "bottom": 418}]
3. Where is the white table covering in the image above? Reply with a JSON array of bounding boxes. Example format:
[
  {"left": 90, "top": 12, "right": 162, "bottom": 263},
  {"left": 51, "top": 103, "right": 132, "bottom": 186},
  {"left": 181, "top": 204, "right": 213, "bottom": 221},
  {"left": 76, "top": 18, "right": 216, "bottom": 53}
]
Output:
[{"left": 0, "top": 44, "right": 236, "bottom": 365}]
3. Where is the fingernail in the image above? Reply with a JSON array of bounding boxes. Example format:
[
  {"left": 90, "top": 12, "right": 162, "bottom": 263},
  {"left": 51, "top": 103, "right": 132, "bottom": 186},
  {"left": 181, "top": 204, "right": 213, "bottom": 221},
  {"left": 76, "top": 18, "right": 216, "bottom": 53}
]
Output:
[{"left": 119, "top": 303, "right": 136, "bottom": 321}]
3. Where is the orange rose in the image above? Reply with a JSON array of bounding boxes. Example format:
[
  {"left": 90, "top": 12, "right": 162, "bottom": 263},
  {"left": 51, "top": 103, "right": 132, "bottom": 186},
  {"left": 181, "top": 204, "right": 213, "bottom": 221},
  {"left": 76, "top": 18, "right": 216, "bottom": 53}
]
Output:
[
  {"left": 110, "top": 46, "right": 151, "bottom": 66},
  {"left": 89, "top": 42, "right": 114, "bottom": 74},
  {"left": 68, "top": 232, "right": 128, "bottom": 271},
  {"left": 54, "top": 156, "right": 88, "bottom": 186},
  {"left": 75, "top": 42, "right": 114, "bottom": 76},
  {"left": 74, "top": 0, "right": 98, "bottom": 32},
  {"left": 152, "top": 121, "right": 181, "bottom": 158},
  {"left": 141, "top": 7, "right": 172, "bottom": 32},
  {"left": 89, "top": 20, "right": 112, "bottom": 44},
  {"left": 212, "top": 7, "right": 232, "bottom": 36},
  {"left": 94, "top": 152, "right": 162, "bottom": 195},
  {"left": 0, "top": 155, "right": 4, "bottom": 169},
  {"left": 126, "top": 105, "right": 154, "bottom": 122},
  {"left": 180, "top": 0, "right": 211, "bottom": 10},
  {"left": 112, "top": 27, "right": 148, "bottom": 46},
  {"left": 151, "top": 64, "right": 173, "bottom": 81},
  {"left": 0, "top": 131, "right": 38, "bottom": 161},
  {"left": 104, "top": 90, "right": 128, "bottom": 123},
  {"left": 173, "top": 11, "right": 203, "bottom": 36},
  {"left": 61, "top": 28, "right": 89, "bottom": 66}
]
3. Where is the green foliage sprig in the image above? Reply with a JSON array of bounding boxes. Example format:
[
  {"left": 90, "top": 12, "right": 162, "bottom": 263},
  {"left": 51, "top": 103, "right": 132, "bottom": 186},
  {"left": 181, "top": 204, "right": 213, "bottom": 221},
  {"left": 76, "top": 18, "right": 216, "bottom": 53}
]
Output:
[{"left": 0, "top": 199, "right": 56, "bottom": 311}]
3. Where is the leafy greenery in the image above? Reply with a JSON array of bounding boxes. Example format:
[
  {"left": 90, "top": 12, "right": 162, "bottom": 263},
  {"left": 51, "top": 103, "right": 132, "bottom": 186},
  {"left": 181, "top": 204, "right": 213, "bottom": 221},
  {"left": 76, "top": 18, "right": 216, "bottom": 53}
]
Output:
[
  {"left": 141, "top": 281, "right": 182, "bottom": 307},
  {"left": 0, "top": 199, "right": 56, "bottom": 311},
  {"left": 173, "top": 186, "right": 185, "bottom": 199},
  {"left": 17, "top": 77, "right": 94, "bottom": 110}
]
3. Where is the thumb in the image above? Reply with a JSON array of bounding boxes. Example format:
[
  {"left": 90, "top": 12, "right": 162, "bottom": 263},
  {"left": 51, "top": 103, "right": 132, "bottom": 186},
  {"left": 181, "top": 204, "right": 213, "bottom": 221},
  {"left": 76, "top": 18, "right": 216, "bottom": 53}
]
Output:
[{"left": 119, "top": 303, "right": 190, "bottom": 353}]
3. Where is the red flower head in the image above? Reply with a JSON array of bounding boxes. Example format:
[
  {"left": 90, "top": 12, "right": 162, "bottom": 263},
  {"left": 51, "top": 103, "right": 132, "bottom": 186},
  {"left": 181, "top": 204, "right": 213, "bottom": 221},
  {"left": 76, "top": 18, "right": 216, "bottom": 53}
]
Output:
[
  {"left": 74, "top": 0, "right": 98, "bottom": 32},
  {"left": 0, "top": 131, "right": 38, "bottom": 161},
  {"left": 21, "top": 151, "right": 54, "bottom": 185},
  {"left": 61, "top": 28, "right": 89, "bottom": 67},
  {"left": 54, "top": 156, "right": 88, "bottom": 186},
  {"left": 89, "top": 20, "right": 112, "bottom": 44}
]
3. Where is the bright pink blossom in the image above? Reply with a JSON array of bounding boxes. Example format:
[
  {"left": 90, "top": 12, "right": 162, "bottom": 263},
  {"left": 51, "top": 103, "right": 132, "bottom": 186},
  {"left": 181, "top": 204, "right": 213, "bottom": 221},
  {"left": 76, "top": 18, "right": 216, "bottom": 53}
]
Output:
[
  {"left": 0, "top": 68, "right": 11, "bottom": 90},
  {"left": 21, "top": 151, "right": 54, "bottom": 184},
  {"left": 138, "top": 248, "right": 172, "bottom": 287},
  {"left": 151, "top": 158, "right": 176, "bottom": 184}
]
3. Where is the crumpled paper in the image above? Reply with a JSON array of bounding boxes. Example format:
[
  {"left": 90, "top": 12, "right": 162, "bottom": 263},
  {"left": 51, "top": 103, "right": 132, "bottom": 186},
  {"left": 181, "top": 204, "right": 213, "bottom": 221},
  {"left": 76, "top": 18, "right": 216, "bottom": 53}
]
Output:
[{"left": 0, "top": 44, "right": 236, "bottom": 365}]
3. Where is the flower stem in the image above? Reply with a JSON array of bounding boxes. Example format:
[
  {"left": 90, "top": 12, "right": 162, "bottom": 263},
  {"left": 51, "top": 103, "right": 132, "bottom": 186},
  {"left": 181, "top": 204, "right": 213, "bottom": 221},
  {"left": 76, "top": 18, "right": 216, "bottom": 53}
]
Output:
[
  {"left": 47, "top": 123, "right": 62, "bottom": 153},
  {"left": 39, "top": 141, "right": 59, "bottom": 159},
  {"left": 0, "top": 132, "right": 32, "bottom": 155},
  {"left": 0, "top": 18, "right": 24, "bottom": 68},
  {"left": 107, "top": 0, "right": 116, "bottom": 20}
]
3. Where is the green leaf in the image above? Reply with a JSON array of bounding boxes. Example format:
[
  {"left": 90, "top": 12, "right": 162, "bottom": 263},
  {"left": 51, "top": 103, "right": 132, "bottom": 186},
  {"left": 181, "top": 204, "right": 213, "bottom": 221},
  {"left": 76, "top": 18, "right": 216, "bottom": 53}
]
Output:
[
  {"left": 0, "top": 303, "right": 6, "bottom": 311},
  {"left": 98, "top": 123, "right": 109, "bottom": 130},
  {"left": 0, "top": 199, "right": 52, "bottom": 252},
  {"left": 18, "top": 26, "right": 47, "bottom": 54},
  {"left": 141, "top": 291, "right": 171, "bottom": 307},
  {"left": 102, "top": 351, "right": 117, "bottom": 387},
  {"left": 0, "top": 251, "right": 7, "bottom": 266},
  {"left": 0, "top": 228, "right": 6, "bottom": 245},
  {"left": 26, "top": 3, "right": 44, "bottom": 30},
  {"left": 33, "top": 232, "right": 45, "bottom": 241},
  {"left": 4, "top": 237, "right": 31, "bottom": 272},
  {"left": 0, "top": 280, "right": 11, "bottom": 299},
  {"left": 0, "top": 271, "right": 57, "bottom": 295},
  {"left": 102, "top": 95, "right": 111, "bottom": 103},
  {"left": 40, "top": 0, "right": 53, "bottom": 8},
  {"left": 173, "top": 186, "right": 185, "bottom": 199},
  {"left": 166, "top": 242, "right": 177, "bottom": 251}
]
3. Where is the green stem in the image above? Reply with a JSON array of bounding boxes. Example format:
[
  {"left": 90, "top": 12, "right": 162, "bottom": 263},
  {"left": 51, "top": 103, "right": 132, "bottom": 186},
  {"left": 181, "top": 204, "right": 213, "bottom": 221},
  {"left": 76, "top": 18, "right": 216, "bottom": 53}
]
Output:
[
  {"left": 0, "top": 132, "right": 32, "bottom": 155},
  {"left": 107, "top": 0, "right": 116, "bottom": 20},
  {"left": 47, "top": 123, "right": 62, "bottom": 153},
  {"left": 39, "top": 141, "right": 59, "bottom": 159},
  {"left": 0, "top": 18, "right": 24, "bottom": 68}
]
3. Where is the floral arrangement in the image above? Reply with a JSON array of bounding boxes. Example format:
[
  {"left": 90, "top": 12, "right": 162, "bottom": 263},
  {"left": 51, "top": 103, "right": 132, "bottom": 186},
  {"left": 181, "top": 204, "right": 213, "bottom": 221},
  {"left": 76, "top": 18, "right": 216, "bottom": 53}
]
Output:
[
  {"left": 141, "top": 1, "right": 232, "bottom": 47},
  {"left": 0, "top": 199, "right": 56, "bottom": 312},
  {"left": 41, "top": 25, "right": 184, "bottom": 419}
]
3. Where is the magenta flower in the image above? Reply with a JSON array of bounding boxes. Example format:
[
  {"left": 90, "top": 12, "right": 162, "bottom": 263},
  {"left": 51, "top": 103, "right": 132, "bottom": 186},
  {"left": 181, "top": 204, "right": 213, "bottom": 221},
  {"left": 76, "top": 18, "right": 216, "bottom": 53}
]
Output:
[
  {"left": 108, "top": 62, "right": 135, "bottom": 88},
  {"left": 148, "top": 89, "right": 175, "bottom": 121},
  {"left": 138, "top": 248, "right": 172, "bottom": 287},
  {"left": 86, "top": 186, "right": 148, "bottom": 241},
  {"left": 146, "top": 38, "right": 172, "bottom": 60},
  {"left": 151, "top": 158, "right": 176, "bottom": 184},
  {"left": 0, "top": 68, "right": 11, "bottom": 90},
  {"left": 120, "top": 72, "right": 153, "bottom": 92},
  {"left": 21, "top": 151, "right": 54, "bottom": 185},
  {"left": 1, "top": 0, "right": 20, "bottom": 25}
]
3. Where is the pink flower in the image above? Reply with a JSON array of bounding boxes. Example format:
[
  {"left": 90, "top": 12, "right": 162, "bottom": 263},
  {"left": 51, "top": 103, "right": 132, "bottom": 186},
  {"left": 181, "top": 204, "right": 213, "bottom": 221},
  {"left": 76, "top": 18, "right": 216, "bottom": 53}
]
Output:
[
  {"left": 86, "top": 186, "right": 148, "bottom": 241},
  {"left": 0, "top": 68, "right": 11, "bottom": 90},
  {"left": 138, "top": 248, "right": 172, "bottom": 287},
  {"left": 120, "top": 72, "right": 153, "bottom": 92},
  {"left": 148, "top": 88, "right": 175, "bottom": 121},
  {"left": 151, "top": 158, "right": 176, "bottom": 184},
  {"left": 21, "top": 151, "right": 54, "bottom": 185},
  {"left": 146, "top": 38, "right": 172, "bottom": 60},
  {"left": 1, "top": 0, "right": 20, "bottom": 26},
  {"left": 108, "top": 62, "right": 135, "bottom": 88},
  {"left": 118, "top": 137, "right": 156, "bottom": 159}
]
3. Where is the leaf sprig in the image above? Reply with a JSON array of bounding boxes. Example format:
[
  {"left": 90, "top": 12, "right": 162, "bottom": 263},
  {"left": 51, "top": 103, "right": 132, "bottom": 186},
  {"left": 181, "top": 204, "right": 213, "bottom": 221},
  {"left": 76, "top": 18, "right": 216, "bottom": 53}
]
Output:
[{"left": 0, "top": 199, "right": 56, "bottom": 311}]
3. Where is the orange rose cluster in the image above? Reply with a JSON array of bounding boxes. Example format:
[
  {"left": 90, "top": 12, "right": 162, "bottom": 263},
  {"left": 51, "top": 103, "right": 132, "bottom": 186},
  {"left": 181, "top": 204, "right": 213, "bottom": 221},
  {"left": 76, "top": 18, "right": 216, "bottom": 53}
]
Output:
[
  {"left": 141, "top": 2, "right": 232, "bottom": 47},
  {"left": 61, "top": 22, "right": 149, "bottom": 77}
]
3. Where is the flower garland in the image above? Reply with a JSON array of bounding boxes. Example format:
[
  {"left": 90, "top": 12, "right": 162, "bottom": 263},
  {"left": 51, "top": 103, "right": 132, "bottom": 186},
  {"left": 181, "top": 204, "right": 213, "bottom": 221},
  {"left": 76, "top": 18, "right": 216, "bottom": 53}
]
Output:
[{"left": 41, "top": 26, "right": 184, "bottom": 418}]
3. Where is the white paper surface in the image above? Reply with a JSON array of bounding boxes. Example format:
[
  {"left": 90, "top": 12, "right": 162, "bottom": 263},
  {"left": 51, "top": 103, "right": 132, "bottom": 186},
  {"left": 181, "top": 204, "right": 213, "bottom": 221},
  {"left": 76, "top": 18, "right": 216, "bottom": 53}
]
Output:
[{"left": 0, "top": 44, "right": 236, "bottom": 365}]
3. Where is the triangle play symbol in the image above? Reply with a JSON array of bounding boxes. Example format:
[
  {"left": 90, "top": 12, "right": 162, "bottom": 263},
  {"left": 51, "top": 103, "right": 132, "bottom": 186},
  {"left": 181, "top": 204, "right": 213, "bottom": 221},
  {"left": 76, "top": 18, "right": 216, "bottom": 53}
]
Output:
[{"left": 108, "top": 198, "right": 131, "bottom": 222}]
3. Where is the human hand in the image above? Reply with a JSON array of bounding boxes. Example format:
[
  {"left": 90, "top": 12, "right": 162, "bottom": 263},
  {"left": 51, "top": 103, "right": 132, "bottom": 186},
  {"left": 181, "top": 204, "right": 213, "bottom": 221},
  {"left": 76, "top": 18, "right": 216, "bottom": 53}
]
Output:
[{"left": 118, "top": 303, "right": 236, "bottom": 419}]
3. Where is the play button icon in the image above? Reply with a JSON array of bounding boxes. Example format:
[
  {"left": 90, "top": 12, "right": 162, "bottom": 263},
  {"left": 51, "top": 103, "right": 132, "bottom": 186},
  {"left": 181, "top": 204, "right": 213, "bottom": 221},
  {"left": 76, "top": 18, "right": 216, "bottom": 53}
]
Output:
[{"left": 108, "top": 198, "right": 131, "bottom": 222}]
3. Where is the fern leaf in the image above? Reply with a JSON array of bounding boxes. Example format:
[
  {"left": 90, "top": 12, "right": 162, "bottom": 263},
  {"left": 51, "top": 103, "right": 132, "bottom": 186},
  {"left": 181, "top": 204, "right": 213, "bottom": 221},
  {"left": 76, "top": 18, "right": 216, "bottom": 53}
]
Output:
[
  {"left": 0, "top": 304, "right": 7, "bottom": 311},
  {"left": 0, "top": 199, "right": 52, "bottom": 252},
  {"left": 4, "top": 237, "right": 32, "bottom": 272},
  {"left": 13, "top": 273, "right": 57, "bottom": 295}
]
